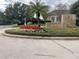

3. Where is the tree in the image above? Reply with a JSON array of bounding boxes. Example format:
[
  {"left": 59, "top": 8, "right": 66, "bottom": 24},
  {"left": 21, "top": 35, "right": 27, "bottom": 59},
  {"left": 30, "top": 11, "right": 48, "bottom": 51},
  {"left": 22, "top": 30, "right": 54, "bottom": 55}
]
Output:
[
  {"left": 0, "top": 11, "right": 10, "bottom": 25},
  {"left": 27, "top": 0, "right": 48, "bottom": 25},
  {"left": 5, "top": 2, "right": 29, "bottom": 24},
  {"left": 70, "top": 0, "right": 79, "bottom": 17},
  {"left": 0, "top": 11, "right": 5, "bottom": 24},
  {"left": 70, "top": 0, "right": 79, "bottom": 26},
  {"left": 4, "top": 4, "right": 14, "bottom": 24}
]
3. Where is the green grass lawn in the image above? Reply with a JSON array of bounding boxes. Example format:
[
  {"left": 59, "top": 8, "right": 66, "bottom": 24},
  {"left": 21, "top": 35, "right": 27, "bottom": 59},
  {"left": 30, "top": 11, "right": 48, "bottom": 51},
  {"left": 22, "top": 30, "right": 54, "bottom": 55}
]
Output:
[
  {"left": 5, "top": 27, "right": 79, "bottom": 37},
  {"left": 47, "top": 28, "right": 79, "bottom": 34}
]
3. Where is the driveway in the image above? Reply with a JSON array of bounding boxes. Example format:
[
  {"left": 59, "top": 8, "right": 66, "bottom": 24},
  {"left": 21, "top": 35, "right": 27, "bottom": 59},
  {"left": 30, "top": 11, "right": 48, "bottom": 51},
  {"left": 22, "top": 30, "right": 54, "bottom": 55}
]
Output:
[{"left": 0, "top": 26, "right": 79, "bottom": 59}]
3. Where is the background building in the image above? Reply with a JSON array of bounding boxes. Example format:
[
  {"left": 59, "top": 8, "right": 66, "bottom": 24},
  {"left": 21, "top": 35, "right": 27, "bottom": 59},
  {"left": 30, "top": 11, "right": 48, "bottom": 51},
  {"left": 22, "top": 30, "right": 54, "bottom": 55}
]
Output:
[{"left": 47, "top": 10, "right": 76, "bottom": 29}]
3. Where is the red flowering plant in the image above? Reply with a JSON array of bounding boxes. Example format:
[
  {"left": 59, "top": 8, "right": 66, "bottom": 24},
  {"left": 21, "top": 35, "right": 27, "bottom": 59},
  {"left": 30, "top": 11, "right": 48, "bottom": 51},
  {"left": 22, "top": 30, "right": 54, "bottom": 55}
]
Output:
[{"left": 20, "top": 25, "right": 40, "bottom": 29}]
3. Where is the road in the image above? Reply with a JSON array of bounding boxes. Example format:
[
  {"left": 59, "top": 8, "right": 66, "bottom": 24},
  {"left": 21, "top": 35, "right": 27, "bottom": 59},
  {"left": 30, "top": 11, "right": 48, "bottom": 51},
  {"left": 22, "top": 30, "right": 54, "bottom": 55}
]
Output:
[{"left": 0, "top": 26, "right": 79, "bottom": 59}]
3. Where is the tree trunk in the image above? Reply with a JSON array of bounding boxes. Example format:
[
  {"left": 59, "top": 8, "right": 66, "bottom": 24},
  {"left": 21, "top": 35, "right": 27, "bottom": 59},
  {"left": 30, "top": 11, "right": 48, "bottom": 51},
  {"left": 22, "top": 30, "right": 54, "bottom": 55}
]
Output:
[{"left": 36, "top": 12, "right": 40, "bottom": 26}]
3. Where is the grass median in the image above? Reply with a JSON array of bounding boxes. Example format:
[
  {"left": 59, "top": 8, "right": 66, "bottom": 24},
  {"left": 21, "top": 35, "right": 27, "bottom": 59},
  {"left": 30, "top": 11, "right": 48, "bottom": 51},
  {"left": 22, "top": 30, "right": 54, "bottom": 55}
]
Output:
[{"left": 5, "top": 28, "right": 79, "bottom": 37}]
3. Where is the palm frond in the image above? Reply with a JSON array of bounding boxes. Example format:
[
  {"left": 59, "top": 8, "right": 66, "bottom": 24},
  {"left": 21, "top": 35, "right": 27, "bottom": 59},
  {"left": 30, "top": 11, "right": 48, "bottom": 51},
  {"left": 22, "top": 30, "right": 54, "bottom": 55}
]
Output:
[{"left": 27, "top": 0, "right": 49, "bottom": 20}]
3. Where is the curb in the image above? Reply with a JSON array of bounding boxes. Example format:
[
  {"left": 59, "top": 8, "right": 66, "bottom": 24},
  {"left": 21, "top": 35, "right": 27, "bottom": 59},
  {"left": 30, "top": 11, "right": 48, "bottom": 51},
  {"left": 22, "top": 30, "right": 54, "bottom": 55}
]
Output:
[
  {"left": 2, "top": 33, "right": 53, "bottom": 39},
  {"left": 2, "top": 32, "right": 79, "bottom": 40},
  {"left": 2, "top": 28, "right": 79, "bottom": 40}
]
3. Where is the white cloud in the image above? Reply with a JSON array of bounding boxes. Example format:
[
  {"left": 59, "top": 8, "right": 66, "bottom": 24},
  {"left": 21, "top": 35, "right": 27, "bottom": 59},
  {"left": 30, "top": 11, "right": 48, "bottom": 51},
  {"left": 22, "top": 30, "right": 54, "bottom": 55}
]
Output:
[
  {"left": 46, "top": 0, "right": 77, "bottom": 11},
  {"left": 0, "top": 0, "right": 77, "bottom": 11},
  {"left": 0, "top": 0, "right": 8, "bottom": 11},
  {"left": 20, "top": 0, "right": 34, "bottom": 4}
]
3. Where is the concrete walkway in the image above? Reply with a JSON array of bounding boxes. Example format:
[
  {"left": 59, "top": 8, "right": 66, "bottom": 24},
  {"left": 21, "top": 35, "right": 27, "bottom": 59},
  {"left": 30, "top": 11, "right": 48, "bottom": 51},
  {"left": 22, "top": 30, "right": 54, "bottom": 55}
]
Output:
[{"left": 0, "top": 28, "right": 79, "bottom": 59}]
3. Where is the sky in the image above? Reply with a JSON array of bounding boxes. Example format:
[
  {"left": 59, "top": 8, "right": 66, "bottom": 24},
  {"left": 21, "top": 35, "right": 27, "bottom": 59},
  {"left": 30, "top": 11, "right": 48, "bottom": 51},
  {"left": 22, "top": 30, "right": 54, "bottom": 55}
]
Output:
[{"left": 0, "top": 0, "right": 78, "bottom": 11}]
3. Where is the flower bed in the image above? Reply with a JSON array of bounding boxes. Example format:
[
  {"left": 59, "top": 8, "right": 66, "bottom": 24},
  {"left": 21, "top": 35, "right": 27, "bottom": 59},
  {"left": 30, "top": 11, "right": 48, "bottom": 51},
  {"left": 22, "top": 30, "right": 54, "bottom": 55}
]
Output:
[{"left": 20, "top": 25, "right": 40, "bottom": 29}]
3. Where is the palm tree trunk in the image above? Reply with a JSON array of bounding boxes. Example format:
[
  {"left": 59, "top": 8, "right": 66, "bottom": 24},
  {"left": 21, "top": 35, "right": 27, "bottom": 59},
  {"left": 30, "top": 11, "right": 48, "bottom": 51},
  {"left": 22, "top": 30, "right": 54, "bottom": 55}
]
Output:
[{"left": 36, "top": 12, "right": 40, "bottom": 26}]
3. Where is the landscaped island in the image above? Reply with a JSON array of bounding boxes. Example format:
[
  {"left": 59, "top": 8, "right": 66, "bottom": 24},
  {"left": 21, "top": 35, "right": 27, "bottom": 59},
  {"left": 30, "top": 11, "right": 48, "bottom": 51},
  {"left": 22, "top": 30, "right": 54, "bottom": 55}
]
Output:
[
  {"left": 4, "top": 0, "right": 79, "bottom": 37},
  {"left": 5, "top": 26, "right": 79, "bottom": 37}
]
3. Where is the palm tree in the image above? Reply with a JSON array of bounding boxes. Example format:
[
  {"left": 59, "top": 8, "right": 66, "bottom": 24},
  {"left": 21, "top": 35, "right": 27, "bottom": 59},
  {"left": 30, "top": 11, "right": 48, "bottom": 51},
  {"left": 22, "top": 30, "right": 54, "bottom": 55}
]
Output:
[{"left": 27, "top": 0, "right": 48, "bottom": 25}]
